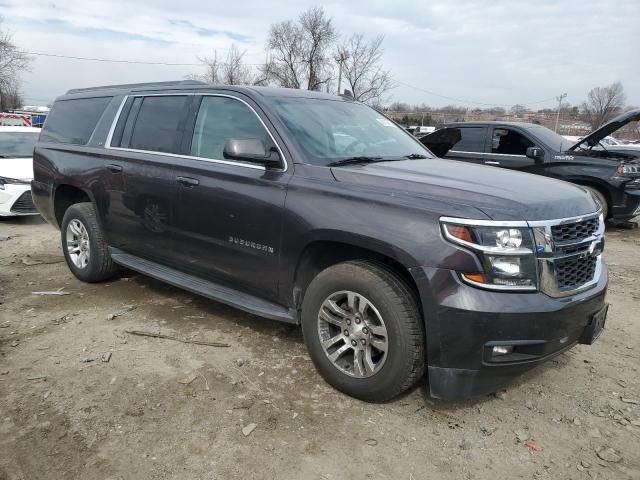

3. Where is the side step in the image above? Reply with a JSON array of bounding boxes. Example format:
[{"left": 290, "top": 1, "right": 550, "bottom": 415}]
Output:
[{"left": 109, "top": 249, "right": 297, "bottom": 324}]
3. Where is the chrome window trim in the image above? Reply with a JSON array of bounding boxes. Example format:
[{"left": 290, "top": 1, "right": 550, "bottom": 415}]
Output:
[
  {"left": 104, "top": 95, "right": 129, "bottom": 148},
  {"left": 449, "top": 150, "right": 528, "bottom": 158},
  {"left": 104, "top": 92, "right": 288, "bottom": 173}
]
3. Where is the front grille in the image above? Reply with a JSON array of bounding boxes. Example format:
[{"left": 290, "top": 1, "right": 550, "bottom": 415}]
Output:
[
  {"left": 551, "top": 217, "right": 598, "bottom": 243},
  {"left": 533, "top": 213, "right": 603, "bottom": 297},
  {"left": 555, "top": 255, "right": 597, "bottom": 290},
  {"left": 10, "top": 191, "right": 37, "bottom": 214}
]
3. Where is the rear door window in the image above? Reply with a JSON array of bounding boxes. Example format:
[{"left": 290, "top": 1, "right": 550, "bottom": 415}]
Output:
[
  {"left": 40, "top": 97, "right": 112, "bottom": 145},
  {"left": 190, "top": 96, "right": 271, "bottom": 160},
  {"left": 119, "top": 95, "right": 190, "bottom": 154},
  {"left": 450, "top": 126, "right": 486, "bottom": 153}
]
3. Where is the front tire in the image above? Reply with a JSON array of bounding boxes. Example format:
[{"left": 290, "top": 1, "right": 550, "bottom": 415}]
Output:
[
  {"left": 301, "top": 261, "right": 425, "bottom": 402},
  {"left": 61, "top": 202, "right": 118, "bottom": 282},
  {"left": 583, "top": 186, "right": 609, "bottom": 220}
]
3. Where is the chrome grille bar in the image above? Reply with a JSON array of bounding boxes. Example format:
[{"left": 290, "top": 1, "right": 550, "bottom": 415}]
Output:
[{"left": 528, "top": 212, "right": 604, "bottom": 297}]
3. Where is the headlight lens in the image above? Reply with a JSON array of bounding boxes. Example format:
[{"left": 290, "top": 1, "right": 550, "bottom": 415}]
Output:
[
  {"left": 442, "top": 221, "right": 537, "bottom": 291},
  {"left": 617, "top": 164, "right": 640, "bottom": 175},
  {"left": 0, "top": 176, "right": 29, "bottom": 190}
]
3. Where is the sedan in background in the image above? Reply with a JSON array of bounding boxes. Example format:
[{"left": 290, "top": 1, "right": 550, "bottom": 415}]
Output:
[{"left": 0, "top": 126, "right": 41, "bottom": 217}]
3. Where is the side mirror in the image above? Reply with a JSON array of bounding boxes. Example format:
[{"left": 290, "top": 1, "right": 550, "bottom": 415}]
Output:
[
  {"left": 526, "top": 146, "right": 545, "bottom": 162},
  {"left": 223, "top": 138, "right": 282, "bottom": 168}
]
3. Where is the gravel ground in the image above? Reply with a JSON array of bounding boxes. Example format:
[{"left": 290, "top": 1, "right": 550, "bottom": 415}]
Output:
[{"left": 0, "top": 215, "right": 639, "bottom": 480}]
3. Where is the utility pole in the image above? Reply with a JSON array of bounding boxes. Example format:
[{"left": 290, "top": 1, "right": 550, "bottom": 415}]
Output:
[
  {"left": 554, "top": 93, "right": 567, "bottom": 133},
  {"left": 335, "top": 51, "right": 349, "bottom": 95}
]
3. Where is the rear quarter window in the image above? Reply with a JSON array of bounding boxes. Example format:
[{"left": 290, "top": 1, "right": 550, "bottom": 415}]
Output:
[{"left": 40, "top": 97, "right": 112, "bottom": 145}]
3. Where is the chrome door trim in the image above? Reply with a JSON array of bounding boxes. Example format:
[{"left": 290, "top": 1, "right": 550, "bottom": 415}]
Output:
[{"left": 104, "top": 92, "right": 289, "bottom": 173}]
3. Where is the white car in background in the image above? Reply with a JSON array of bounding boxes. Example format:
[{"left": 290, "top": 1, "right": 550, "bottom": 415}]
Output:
[
  {"left": 0, "top": 126, "right": 41, "bottom": 217},
  {"left": 598, "top": 135, "right": 640, "bottom": 153}
]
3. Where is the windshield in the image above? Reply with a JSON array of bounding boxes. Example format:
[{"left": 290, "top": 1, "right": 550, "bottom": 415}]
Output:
[
  {"left": 525, "top": 125, "right": 573, "bottom": 151},
  {"left": 0, "top": 132, "right": 39, "bottom": 158},
  {"left": 270, "top": 98, "right": 432, "bottom": 166}
]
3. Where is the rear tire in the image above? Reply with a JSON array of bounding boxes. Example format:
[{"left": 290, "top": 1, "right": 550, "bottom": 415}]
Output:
[
  {"left": 583, "top": 186, "right": 609, "bottom": 220},
  {"left": 61, "top": 202, "right": 118, "bottom": 283},
  {"left": 301, "top": 260, "right": 425, "bottom": 402}
]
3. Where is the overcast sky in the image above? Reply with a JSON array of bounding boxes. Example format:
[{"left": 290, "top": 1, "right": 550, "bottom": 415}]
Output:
[{"left": 2, "top": 0, "right": 639, "bottom": 109}]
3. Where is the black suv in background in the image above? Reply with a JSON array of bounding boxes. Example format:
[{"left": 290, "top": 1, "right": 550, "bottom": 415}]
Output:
[
  {"left": 32, "top": 81, "right": 608, "bottom": 401},
  {"left": 420, "top": 110, "right": 640, "bottom": 223}
]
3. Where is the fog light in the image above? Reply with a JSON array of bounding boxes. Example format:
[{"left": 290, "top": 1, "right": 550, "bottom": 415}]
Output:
[{"left": 492, "top": 345, "right": 514, "bottom": 356}]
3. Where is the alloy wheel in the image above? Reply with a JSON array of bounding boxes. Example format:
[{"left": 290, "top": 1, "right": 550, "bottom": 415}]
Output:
[
  {"left": 317, "top": 290, "right": 389, "bottom": 378},
  {"left": 66, "top": 219, "right": 90, "bottom": 269}
]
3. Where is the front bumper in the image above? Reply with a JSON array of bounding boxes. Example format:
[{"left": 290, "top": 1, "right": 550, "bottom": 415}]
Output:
[
  {"left": 410, "top": 263, "right": 608, "bottom": 400},
  {"left": 611, "top": 180, "right": 640, "bottom": 221},
  {"left": 0, "top": 183, "right": 38, "bottom": 217}
]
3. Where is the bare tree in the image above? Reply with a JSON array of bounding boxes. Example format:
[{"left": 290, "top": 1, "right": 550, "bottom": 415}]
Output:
[
  {"left": 299, "top": 6, "right": 336, "bottom": 91},
  {"left": 337, "top": 34, "right": 393, "bottom": 104},
  {"left": 190, "top": 51, "right": 222, "bottom": 84},
  {"left": 582, "top": 81, "right": 626, "bottom": 128},
  {"left": 510, "top": 104, "right": 527, "bottom": 115},
  {"left": 0, "top": 84, "right": 23, "bottom": 109},
  {"left": 262, "top": 6, "right": 336, "bottom": 91},
  {"left": 262, "top": 20, "right": 305, "bottom": 88},
  {"left": 220, "top": 45, "right": 253, "bottom": 85},
  {"left": 0, "top": 17, "right": 31, "bottom": 110},
  {"left": 191, "top": 44, "right": 254, "bottom": 85}
]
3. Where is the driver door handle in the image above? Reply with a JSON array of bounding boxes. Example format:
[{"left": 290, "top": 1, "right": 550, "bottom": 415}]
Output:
[
  {"left": 176, "top": 176, "right": 200, "bottom": 187},
  {"left": 106, "top": 163, "right": 123, "bottom": 173}
]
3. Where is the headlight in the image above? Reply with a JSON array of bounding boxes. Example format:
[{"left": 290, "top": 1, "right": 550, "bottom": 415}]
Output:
[
  {"left": 0, "top": 176, "right": 29, "bottom": 190},
  {"left": 617, "top": 164, "right": 640, "bottom": 175},
  {"left": 441, "top": 220, "right": 537, "bottom": 291}
]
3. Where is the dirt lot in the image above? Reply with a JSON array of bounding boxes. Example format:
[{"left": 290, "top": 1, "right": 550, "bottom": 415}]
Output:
[{"left": 0, "top": 216, "right": 639, "bottom": 480}]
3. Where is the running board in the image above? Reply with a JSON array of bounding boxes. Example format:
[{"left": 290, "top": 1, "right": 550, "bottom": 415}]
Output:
[{"left": 109, "top": 248, "right": 297, "bottom": 324}]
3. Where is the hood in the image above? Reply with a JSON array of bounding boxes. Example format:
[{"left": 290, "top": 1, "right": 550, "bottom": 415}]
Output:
[
  {"left": 569, "top": 109, "right": 640, "bottom": 150},
  {"left": 331, "top": 158, "right": 599, "bottom": 221},
  {"left": 0, "top": 157, "right": 34, "bottom": 181}
]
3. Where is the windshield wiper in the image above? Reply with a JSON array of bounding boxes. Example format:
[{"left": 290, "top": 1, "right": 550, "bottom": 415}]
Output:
[
  {"left": 404, "top": 153, "right": 428, "bottom": 159},
  {"left": 326, "top": 156, "right": 385, "bottom": 167}
]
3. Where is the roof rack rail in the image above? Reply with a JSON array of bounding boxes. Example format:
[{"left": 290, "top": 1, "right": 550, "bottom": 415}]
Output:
[{"left": 66, "top": 80, "right": 207, "bottom": 95}]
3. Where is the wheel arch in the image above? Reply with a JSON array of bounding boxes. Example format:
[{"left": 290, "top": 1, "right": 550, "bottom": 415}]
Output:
[
  {"left": 53, "top": 183, "right": 95, "bottom": 228},
  {"left": 290, "top": 237, "right": 421, "bottom": 315},
  {"left": 565, "top": 178, "right": 612, "bottom": 217}
]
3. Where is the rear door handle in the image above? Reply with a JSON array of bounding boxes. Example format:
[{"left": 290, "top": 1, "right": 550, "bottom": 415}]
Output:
[
  {"left": 106, "top": 163, "right": 123, "bottom": 173},
  {"left": 484, "top": 161, "right": 501, "bottom": 165},
  {"left": 176, "top": 176, "right": 200, "bottom": 187}
]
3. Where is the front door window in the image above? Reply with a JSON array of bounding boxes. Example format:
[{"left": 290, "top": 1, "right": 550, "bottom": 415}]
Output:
[{"left": 492, "top": 128, "right": 533, "bottom": 155}]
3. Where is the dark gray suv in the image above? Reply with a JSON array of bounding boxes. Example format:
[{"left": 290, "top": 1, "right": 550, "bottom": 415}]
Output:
[{"left": 32, "top": 81, "right": 608, "bottom": 401}]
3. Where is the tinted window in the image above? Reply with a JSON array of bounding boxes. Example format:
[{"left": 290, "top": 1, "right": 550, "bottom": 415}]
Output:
[
  {"left": 191, "top": 96, "right": 271, "bottom": 160},
  {"left": 450, "top": 126, "right": 485, "bottom": 152},
  {"left": 491, "top": 128, "right": 534, "bottom": 155},
  {"left": 40, "top": 97, "right": 112, "bottom": 145},
  {"left": 125, "top": 96, "right": 189, "bottom": 153}
]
